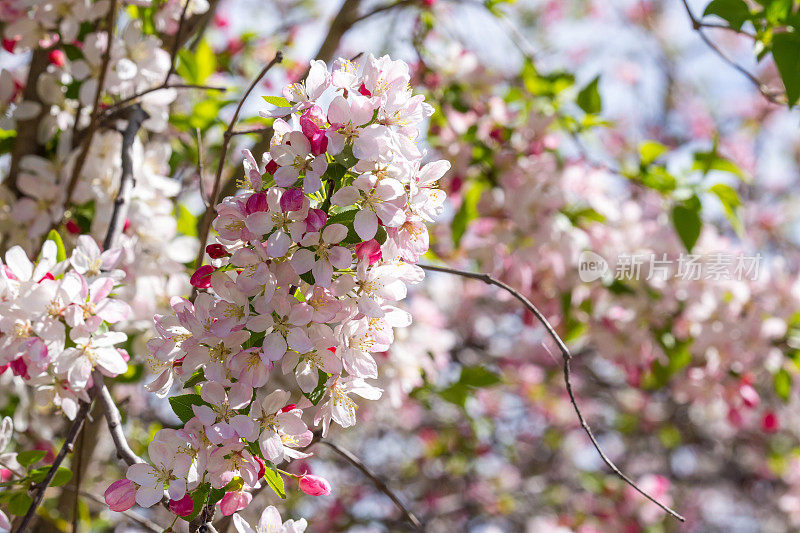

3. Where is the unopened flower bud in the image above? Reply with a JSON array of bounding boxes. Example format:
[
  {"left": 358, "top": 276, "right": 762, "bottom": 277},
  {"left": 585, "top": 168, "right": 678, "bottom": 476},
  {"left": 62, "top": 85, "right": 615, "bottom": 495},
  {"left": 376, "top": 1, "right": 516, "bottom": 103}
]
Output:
[
  {"left": 305, "top": 209, "right": 327, "bottom": 233},
  {"left": 169, "top": 494, "right": 194, "bottom": 517},
  {"left": 206, "top": 244, "right": 228, "bottom": 259},
  {"left": 190, "top": 265, "right": 215, "bottom": 288},
  {"left": 280, "top": 188, "right": 304, "bottom": 212},
  {"left": 299, "top": 474, "right": 331, "bottom": 496},
  {"left": 104, "top": 479, "right": 137, "bottom": 512}
]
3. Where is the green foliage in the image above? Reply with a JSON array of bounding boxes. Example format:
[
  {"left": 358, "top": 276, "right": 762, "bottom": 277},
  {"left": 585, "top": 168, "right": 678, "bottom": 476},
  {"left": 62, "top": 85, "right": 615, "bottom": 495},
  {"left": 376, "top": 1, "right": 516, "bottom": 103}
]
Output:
[
  {"left": 0, "top": 129, "right": 17, "bottom": 155},
  {"left": 46, "top": 230, "right": 67, "bottom": 263},
  {"left": 169, "top": 394, "right": 207, "bottom": 423},
  {"left": 522, "top": 60, "right": 575, "bottom": 98},
  {"left": 263, "top": 461, "right": 286, "bottom": 499},
  {"left": 708, "top": 183, "right": 744, "bottom": 235},
  {"left": 29, "top": 466, "right": 73, "bottom": 486},
  {"left": 671, "top": 196, "right": 703, "bottom": 252},
  {"left": 775, "top": 368, "right": 792, "bottom": 402},
  {"left": 177, "top": 40, "right": 217, "bottom": 85},
  {"left": 302, "top": 370, "right": 329, "bottom": 406},
  {"left": 576, "top": 75, "right": 602, "bottom": 114},
  {"left": 176, "top": 204, "right": 198, "bottom": 237},
  {"left": 436, "top": 365, "right": 502, "bottom": 407},
  {"left": 183, "top": 369, "right": 207, "bottom": 389},
  {"left": 262, "top": 95, "right": 291, "bottom": 107},
  {"left": 704, "top": 0, "right": 751, "bottom": 30},
  {"left": 772, "top": 33, "right": 800, "bottom": 106},
  {"left": 17, "top": 449, "right": 47, "bottom": 467},
  {"left": 452, "top": 181, "right": 486, "bottom": 247},
  {"left": 638, "top": 141, "right": 667, "bottom": 166},
  {"left": 9, "top": 493, "right": 32, "bottom": 516}
]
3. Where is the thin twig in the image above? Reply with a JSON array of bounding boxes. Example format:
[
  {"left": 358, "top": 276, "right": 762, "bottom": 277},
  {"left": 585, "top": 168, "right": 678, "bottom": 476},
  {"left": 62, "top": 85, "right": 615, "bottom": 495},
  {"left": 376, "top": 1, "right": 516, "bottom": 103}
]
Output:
[
  {"left": 192, "top": 51, "right": 283, "bottom": 272},
  {"left": 71, "top": 425, "right": 86, "bottom": 533},
  {"left": 319, "top": 441, "right": 423, "bottom": 530},
  {"left": 100, "top": 84, "right": 226, "bottom": 120},
  {"left": 196, "top": 128, "right": 211, "bottom": 208},
  {"left": 59, "top": 486, "right": 162, "bottom": 533},
  {"left": 679, "top": 0, "right": 783, "bottom": 105},
  {"left": 63, "top": 0, "right": 120, "bottom": 207},
  {"left": 14, "top": 395, "right": 97, "bottom": 533},
  {"left": 418, "top": 263, "right": 686, "bottom": 522},
  {"left": 165, "top": 0, "right": 191, "bottom": 84}
]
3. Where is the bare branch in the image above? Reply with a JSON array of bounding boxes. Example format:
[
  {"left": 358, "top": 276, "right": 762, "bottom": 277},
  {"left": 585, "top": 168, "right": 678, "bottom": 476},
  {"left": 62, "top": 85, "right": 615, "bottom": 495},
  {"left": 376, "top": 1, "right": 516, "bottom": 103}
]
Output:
[
  {"left": 319, "top": 440, "right": 423, "bottom": 530},
  {"left": 94, "top": 370, "right": 144, "bottom": 466},
  {"left": 679, "top": 0, "right": 784, "bottom": 105},
  {"left": 192, "top": 52, "right": 283, "bottom": 272},
  {"left": 103, "top": 105, "right": 148, "bottom": 250},
  {"left": 63, "top": 0, "right": 120, "bottom": 207},
  {"left": 14, "top": 394, "right": 96, "bottom": 532},
  {"left": 100, "top": 83, "right": 226, "bottom": 120},
  {"left": 418, "top": 263, "right": 686, "bottom": 522}
]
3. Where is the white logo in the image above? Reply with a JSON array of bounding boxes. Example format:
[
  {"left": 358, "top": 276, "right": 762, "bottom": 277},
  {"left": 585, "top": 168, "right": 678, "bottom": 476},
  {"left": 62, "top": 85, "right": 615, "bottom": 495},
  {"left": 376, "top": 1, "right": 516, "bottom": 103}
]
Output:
[{"left": 578, "top": 250, "right": 609, "bottom": 282}]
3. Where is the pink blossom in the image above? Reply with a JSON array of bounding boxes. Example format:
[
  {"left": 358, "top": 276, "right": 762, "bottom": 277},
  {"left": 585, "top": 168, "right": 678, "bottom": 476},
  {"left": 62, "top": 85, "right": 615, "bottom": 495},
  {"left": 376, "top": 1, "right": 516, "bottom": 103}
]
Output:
[
  {"left": 169, "top": 494, "right": 194, "bottom": 517},
  {"left": 298, "top": 474, "right": 331, "bottom": 496},
  {"left": 104, "top": 479, "right": 137, "bottom": 512},
  {"left": 219, "top": 490, "right": 252, "bottom": 516}
]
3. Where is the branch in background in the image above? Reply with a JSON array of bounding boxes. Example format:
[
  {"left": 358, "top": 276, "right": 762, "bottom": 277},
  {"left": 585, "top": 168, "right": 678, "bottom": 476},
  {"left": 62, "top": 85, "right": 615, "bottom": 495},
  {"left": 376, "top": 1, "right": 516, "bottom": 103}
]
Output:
[
  {"left": 6, "top": 48, "right": 52, "bottom": 198},
  {"left": 679, "top": 0, "right": 784, "bottom": 105},
  {"left": 62, "top": 0, "right": 120, "bottom": 207},
  {"left": 312, "top": 0, "right": 364, "bottom": 64},
  {"left": 319, "top": 440, "right": 423, "bottom": 530},
  {"left": 418, "top": 263, "right": 686, "bottom": 522},
  {"left": 102, "top": 105, "right": 148, "bottom": 250},
  {"left": 14, "top": 395, "right": 97, "bottom": 533},
  {"left": 59, "top": 485, "right": 162, "bottom": 533},
  {"left": 100, "top": 83, "right": 226, "bottom": 121},
  {"left": 192, "top": 52, "right": 284, "bottom": 273}
]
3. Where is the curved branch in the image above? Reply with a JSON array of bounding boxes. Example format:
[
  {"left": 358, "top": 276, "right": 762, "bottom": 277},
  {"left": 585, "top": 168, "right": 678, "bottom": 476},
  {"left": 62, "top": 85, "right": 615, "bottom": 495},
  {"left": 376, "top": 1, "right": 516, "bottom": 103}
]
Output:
[
  {"left": 418, "top": 263, "right": 686, "bottom": 522},
  {"left": 94, "top": 370, "right": 144, "bottom": 466},
  {"left": 319, "top": 440, "right": 423, "bottom": 530}
]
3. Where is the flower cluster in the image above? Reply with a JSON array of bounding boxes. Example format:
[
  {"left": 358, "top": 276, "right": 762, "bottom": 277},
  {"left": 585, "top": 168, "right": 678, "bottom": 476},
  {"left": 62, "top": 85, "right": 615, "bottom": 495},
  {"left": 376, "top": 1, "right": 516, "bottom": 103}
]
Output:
[
  {"left": 0, "top": 235, "right": 130, "bottom": 418},
  {"left": 109, "top": 54, "right": 448, "bottom": 518}
]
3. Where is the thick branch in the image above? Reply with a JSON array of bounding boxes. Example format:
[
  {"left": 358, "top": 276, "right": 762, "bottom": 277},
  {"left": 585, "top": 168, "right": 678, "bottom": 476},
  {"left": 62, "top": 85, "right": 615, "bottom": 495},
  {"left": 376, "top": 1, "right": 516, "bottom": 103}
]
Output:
[
  {"left": 418, "top": 263, "right": 685, "bottom": 522},
  {"left": 319, "top": 440, "right": 423, "bottom": 530}
]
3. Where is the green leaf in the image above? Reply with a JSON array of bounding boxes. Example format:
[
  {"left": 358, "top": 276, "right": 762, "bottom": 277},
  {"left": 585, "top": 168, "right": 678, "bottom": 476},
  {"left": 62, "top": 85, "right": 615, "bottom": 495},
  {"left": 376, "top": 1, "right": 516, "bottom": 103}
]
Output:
[
  {"left": 17, "top": 449, "right": 47, "bottom": 467},
  {"left": 772, "top": 33, "right": 800, "bottom": 106},
  {"left": 183, "top": 369, "right": 206, "bottom": 389},
  {"left": 9, "top": 492, "right": 32, "bottom": 516},
  {"left": 263, "top": 462, "right": 286, "bottom": 499},
  {"left": 692, "top": 150, "right": 746, "bottom": 180},
  {"left": 262, "top": 95, "right": 291, "bottom": 108},
  {"left": 46, "top": 230, "right": 67, "bottom": 263},
  {"left": 333, "top": 145, "right": 358, "bottom": 169},
  {"left": 775, "top": 368, "right": 792, "bottom": 402},
  {"left": 708, "top": 183, "right": 743, "bottom": 235},
  {"left": 459, "top": 366, "right": 502, "bottom": 387},
  {"left": 51, "top": 467, "right": 73, "bottom": 487},
  {"left": 195, "top": 40, "right": 217, "bottom": 84},
  {"left": 302, "top": 370, "right": 329, "bottom": 406},
  {"left": 176, "top": 204, "right": 198, "bottom": 237},
  {"left": 703, "top": 0, "right": 751, "bottom": 30},
  {"left": 576, "top": 75, "right": 602, "bottom": 114},
  {"left": 168, "top": 394, "right": 206, "bottom": 423},
  {"left": 638, "top": 140, "right": 667, "bottom": 166},
  {"left": 452, "top": 181, "right": 486, "bottom": 247},
  {"left": 671, "top": 197, "right": 702, "bottom": 252}
]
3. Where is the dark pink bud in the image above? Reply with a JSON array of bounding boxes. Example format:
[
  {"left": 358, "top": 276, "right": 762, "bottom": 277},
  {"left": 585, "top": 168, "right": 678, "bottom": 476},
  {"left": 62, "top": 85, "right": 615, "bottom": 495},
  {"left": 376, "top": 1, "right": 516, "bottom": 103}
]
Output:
[
  {"left": 299, "top": 474, "right": 331, "bottom": 496},
  {"left": 280, "top": 188, "right": 304, "bottom": 212},
  {"left": 280, "top": 403, "right": 297, "bottom": 413},
  {"left": 305, "top": 209, "right": 327, "bottom": 233},
  {"left": 169, "top": 494, "right": 194, "bottom": 517},
  {"left": 762, "top": 411, "right": 780, "bottom": 433},
  {"left": 246, "top": 192, "right": 268, "bottom": 214},
  {"left": 422, "top": 0, "right": 437, "bottom": 6},
  {"left": 265, "top": 160, "right": 278, "bottom": 175},
  {"left": 358, "top": 83, "right": 372, "bottom": 97},
  {"left": 254, "top": 456, "right": 266, "bottom": 479},
  {"left": 10, "top": 358, "right": 28, "bottom": 380},
  {"left": 355, "top": 239, "right": 382, "bottom": 265},
  {"left": 2, "top": 38, "right": 18, "bottom": 53},
  {"left": 48, "top": 49, "right": 66, "bottom": 67},
  {"left": 213, "top": 13, "right": 229, "bottom": 28},
  {"left": 0, "top": 469, "right": 11, "bottom": 482},
  {"left": 190, "top": 265, "right": 215, "bottom": 289},
  {"left": 740, "top": 384, "right": 760, "bottom": 408},
  {"left": 301, "top": 114, "right": 328, "bottom": 156},
  {"left": 123, "top": 218, "right": 131, "bottom": 232},
  {"left": 104, "top": 479, "right": 137, "bottom": 512},
  {"left": 65, "top": 220, "right": 81, "bottom": 234},
  {"left": 206, "top": 244, "right": 229, "bottom": 259}
]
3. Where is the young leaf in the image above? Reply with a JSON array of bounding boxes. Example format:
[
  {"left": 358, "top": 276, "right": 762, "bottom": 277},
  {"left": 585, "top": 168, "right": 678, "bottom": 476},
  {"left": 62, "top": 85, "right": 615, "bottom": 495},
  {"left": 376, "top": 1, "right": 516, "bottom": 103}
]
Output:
[
  {"left": 452, "top": 181, "right": 486, "bottom": 247},
  {"left": 168, "top": 394, "right": 207, "bottom": 423},
  {"left": 262, "top": 95, "right": 291, "bottom": 108},
  {"left": 638, "top": 140, "right": 667, "bottom": 166},
  {"left": 46, "top": 229, "right": 67, "bottom": 263},
  {"left": 9, "top": 492, "right": 32, "bottom": 516},
  {"left": 671, "top": 197, "right": 702, "bottom": 252},
  {"left": 263, "top": 462, "right": 286, "bottom": 499},
  {"left": 772, "top": 33, "right": 800, "bottom": 107},
  {"left": 708, "top": 183, "right": 743, "bottom": 235},
  {"left": 703, "top": 0, "right": 751, "bottom": 30},
  {"left": 577, "top": 75, "right": 602, "bottom": 114},
  {"left": 302, "top": 370, "right": 329, "bottom": 406},
  {"left": 17, "top": 449, "right": 47, "bottom": 467},
  {"left": 51, "top": 467, "right": 73, "bottom": 487},
  {"left": 775, "top": 368, "right": 792, "bottom": 402}
]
